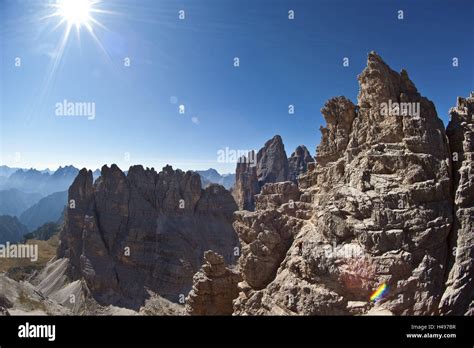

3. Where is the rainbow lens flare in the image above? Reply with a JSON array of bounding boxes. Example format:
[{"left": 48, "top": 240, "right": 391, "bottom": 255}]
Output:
[{"left": 370, "top": 283, "right": 388, "bottom": 302}]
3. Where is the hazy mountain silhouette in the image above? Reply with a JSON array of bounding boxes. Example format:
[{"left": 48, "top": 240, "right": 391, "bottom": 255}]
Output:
[
  {"left": 19, "top": 191, "right": 68, "bottom": 231},
  {"left": 0, "top": 165, "right": 21, "bottom": 177},
  {"left": 0, "top": 189, "right": 43, "bottom": 216}
]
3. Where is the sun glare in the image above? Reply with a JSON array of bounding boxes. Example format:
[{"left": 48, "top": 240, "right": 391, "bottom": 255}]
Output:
[
  {"left": 30, "top": 0, "right": 113, "bottom": 123},
  {"left": 57, "top": 0, "right": 92, "bottom": 28},
  {"left": 45, "top": 0, "right": 110, "bottom": 56},
  {"left": 39, "top": 0, "right": 111, "bottom": 104}
]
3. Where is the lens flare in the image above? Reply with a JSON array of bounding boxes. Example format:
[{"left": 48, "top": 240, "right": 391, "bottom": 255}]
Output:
[{"left": 370, "top": 283, "right": 388, "bottom": 302}]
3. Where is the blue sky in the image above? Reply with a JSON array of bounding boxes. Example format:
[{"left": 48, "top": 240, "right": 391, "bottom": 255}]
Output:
[{"left": 1, "top": 0, "right": 473, "bottom": 173}]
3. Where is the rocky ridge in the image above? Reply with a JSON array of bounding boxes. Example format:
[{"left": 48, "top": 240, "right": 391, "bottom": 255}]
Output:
[
  {"left": 56, "top": 164, "right": 239, "bottom": 309},
  {"left": 229, "top": 52, "right": 468, "bottom": 315}
]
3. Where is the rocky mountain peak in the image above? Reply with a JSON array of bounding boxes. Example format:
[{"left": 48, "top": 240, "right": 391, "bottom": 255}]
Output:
[
  {"left": 288, "top": 145, "right": 313, "bottom": 182},
  {"left": 233, "top": 135, "right": 295, "bottom": 211},
  {"left": 358, "top": 51, "right": 420, "bottom": 109},
  {"left": 256, "top": 134, "right": 289, "bottom": 185}
]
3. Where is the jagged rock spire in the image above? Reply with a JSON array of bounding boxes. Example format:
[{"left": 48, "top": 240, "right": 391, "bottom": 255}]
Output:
[
  {"left": 288, "top": 145, "right": 313, "bottom": 182},
  {"left": 233, "top": 135, "right": 290, "bottom": 211}
]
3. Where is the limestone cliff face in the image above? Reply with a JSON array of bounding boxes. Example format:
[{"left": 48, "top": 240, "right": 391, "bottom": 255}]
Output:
[
  {"left": 233, "top": 52, "right": 454, "bottom": 315},
  {"left": 233, "top": 152, "right": 259, "bottom": 211},
  {"left": 233, "top": 182, "right": 309, "bottom": 295},
  {"left": 440, "top": 94, "right": 474, "bottom": 315},
  {"left": 185, "top": 250, "right": 241, "bottom": 315},
  {"left": 316, "top": 97, "right": 356, "bottom": 167},
  {"left": 58, "top": 164, "right": 239, "bottom": 309}
]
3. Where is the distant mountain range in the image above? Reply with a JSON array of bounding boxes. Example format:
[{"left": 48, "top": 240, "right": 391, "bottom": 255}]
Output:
[
  {"left": 0, "top": 165, "right": 79, "bottom": 196},
  {"left": 1, "top": 165, "right": 229, "bottom": 192},
  {"left": 196, "top": 169, "right": 235, "bottom": 190},
  {"left": 0, "top": 165, "right": 100, "bottom": 233},
  {"left": 0, "top": 165, "right": 102, "bottom": 195}
]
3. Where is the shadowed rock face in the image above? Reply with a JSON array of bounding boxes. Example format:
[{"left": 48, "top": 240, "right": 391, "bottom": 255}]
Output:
[
  {"left": 233, "top": 136, "right": 290, "bottom": 211},
  {"left": 288, "top": 145, "right": 313, "bottom": 183},
  {"left": 256, "top": 135, "right": 289, "bottom": 186},
  {"left": 441, "top": 94, "right": 474, "bottom": 315},
  {"left": 233, "top": 52, "right": 456, "bottom": 315},
  {"left": 58, "top": 164, "right": 239, "bottom": 309}
]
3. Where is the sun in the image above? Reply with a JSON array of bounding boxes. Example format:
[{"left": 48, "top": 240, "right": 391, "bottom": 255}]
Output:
[
  {"left": 40, "top": 0, "right": 111, "bottom": 93},
  {"left": 44, "top": 0, "right": 111, "bottom": 61},
  {"left": 31, "top": 0, "right": 113, "bottom": 122},
  {"left": 47, "top": 0, "right": 106, "bottom": 33},
  {"left": 55, "top": 0, "right": 93, "bottom": 29}
]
